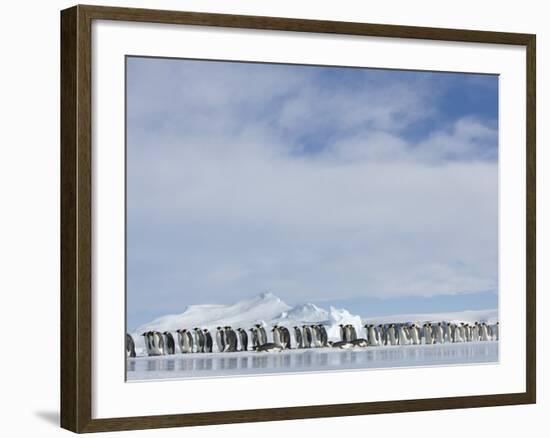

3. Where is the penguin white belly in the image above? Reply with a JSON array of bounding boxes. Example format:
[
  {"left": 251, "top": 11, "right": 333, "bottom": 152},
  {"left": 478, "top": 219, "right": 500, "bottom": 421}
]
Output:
[
  {"left": 368, "top": 327, "right": 380, "bottom": 346},
  {"left": 464, "top": 326, "right": 472, "bottom": 342},
  {"left": 434, "top": 327, "right": 444, "bottom": 344},
  {"left": 398, "top": 328, "right": 409, "bottom": 345},
  {"left": 388, "top": 329, "right": 398, "bottom": 345},
  {"left": 425, "top": 327, "right": 434, "bottom": 344},
  {"left": 273, "top": 329, "right": 281, "bottom": 346},
  {"left": 480, "top": 326, "right": 490, "bottom": 341},
  {"left": 410, "top": 328, "right": 420, "bottom": 345}
]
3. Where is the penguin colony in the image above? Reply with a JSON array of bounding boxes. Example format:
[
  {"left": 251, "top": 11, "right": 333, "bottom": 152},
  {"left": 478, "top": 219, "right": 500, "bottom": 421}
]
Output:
[{"left": 127, "top": 321, "right": 498, "bottom": 357}]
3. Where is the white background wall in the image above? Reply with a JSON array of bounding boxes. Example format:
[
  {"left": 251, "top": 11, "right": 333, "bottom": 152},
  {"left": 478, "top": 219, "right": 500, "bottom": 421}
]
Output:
[{"left": 0, "top": 0, "right": 545, "bottom": 436}]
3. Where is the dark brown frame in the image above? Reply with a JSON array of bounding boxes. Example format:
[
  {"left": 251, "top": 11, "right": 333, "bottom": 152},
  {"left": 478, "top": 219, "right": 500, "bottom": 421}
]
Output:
[{"left": 61, "top": 4, "right": 536, "bottom": 433}]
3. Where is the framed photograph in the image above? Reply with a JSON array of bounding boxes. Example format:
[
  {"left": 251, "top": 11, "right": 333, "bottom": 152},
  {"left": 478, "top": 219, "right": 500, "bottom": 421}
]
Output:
[{"left": 60, "top": 4, "right": 536, "bottom": 433}]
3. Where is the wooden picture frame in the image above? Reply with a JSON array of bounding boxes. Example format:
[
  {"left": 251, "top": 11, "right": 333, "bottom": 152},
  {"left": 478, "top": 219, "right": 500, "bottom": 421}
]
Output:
[{"left": 61, "top": 4, "right": 536, "bottom": 433}]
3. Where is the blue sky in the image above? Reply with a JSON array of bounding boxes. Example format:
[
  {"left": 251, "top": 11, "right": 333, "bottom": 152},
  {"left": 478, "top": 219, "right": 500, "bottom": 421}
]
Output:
[{"left": 126, "top": 57, "right": 498, "bottom": 331}]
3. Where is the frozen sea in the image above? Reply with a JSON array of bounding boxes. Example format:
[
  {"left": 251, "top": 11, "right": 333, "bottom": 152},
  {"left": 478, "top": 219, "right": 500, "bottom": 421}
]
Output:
[{"left": 126, "top": 341, "right": 498, "bottom": 381}]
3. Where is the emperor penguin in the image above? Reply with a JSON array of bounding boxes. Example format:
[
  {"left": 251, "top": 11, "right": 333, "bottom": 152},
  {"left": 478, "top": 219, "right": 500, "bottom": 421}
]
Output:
[
  {"left": 339, "top": 324, "right": 347, "bottom": 342},
  {"left": 294, "top": 326, "right": 304, "bottom": 348},
  {"left": 352, "top": 338, "right": 368, "bottom": 347},
  {"left": 280, "top": 326, "right": 291, "bottom": 349},
  {"left": 151, "top": 331, "right": 165, "bottom": 355},
  {"left": 193, "top": 327, "right": 205, "bottom": 353},
  {"left": 272, "top": 326, "right": 283, "bottom": 347},
  {"left": 492, "top": 322, "right": 499, "bottom": 341},
  {"left": 177, "top": 329, "right": 192, "bottom": 353},
  {"left": 141, "top": 332, "right": 152, "bottom": 356},
  {"left": 256, "top": 324, "right": 268, "bottom": 345},
  {"left": 277, "top": 326, "right": 286, "bottom": 348},
  {"left": 310, "top": 325, "right": 321, "bottom": 347},
  {"left": 237, "top": 328, "right": 248, "bottom": 351},
  {"left": 387, "top": 324, "right": 399, "bottom": 346},
  {"left": 457, "top": 323, "right": 466, "bottom": 343},
  {"left": 480, "top": 323, "right": 490, "bottom": 341},
  {"left": 329, "top": 340, "right": 354, "bottom": 349},
  {"left": 378, "top": 324, "right": 388, "bottom": 345},
  {"left": 462, "top": 323, "right": 472, "bottom": 342},
  {"left": 409, "top": 324, "right": 421, "bottom": 345},
  {"left": 434, "top": 322, "right": 445, "bottom": 344},
  {"left": 163, "top": 331, "right": 176, "bottom": 355},
  {"left": 447, "top": 323, "right": 457, "bottom": 343},
  {"left": 471, "top": 322, "right": 480, "bottom": 342},
  {"left": 398, "top": 324, "right": 410, "bottom": 345},
  {"left": 224, "top": 326, "right": 238, "bottom": 352},
  {"left": 215, "top": 327, "right": 226, "bottom": 352},
  {"left": 256, "top": 342, "right": 283, "bottom": 353},
  {"left": 185, "top": 329, "right": 194, "bottom": 352},
  {"left": 365, "top": 324, "right": 380, "bottom": 347},
  {"left": 347, "top": 324, "right": 358, "bottom": 342},
  {"left": 249, "top": 327, "right": 260, "bottom": 351},
  {"left": 423, "top": 323, "right": 434, "bottom": 345},
  {"left": 303, "top": 325, "right": 313, "bottom": 348},
  {"left": 126, "top": 333, "right": 136, "bottom": 358},
  {"left": 203, "top": 329, "right": 213, "bottom": 353},
  {"left": 443, "top": 322, "right": 453, "bottom": 343},
  {"left": 318, "top": 324, "right": 329, "bottom": 347}
]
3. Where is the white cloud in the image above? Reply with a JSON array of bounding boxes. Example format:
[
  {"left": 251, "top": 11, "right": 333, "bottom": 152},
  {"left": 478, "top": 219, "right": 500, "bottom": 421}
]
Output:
[{"left": 126, "top": 58, "right": 498, "bottom": 312}]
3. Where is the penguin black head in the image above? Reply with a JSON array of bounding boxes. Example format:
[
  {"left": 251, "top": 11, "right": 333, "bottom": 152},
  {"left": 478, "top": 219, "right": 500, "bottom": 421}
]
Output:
[{"left": 203, "top": 328, "right": 208, "bottom": 332}]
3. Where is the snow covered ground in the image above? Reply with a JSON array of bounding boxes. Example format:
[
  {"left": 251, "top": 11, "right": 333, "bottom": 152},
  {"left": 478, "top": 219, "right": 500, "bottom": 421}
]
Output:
[{"left": 127, "top": 341, "right": 498, "bottom": 381}]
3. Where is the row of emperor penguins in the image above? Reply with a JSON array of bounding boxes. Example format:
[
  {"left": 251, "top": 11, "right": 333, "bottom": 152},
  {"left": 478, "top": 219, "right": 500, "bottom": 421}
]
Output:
[
  {"left": 127, "top": 324, "right": 332, "bottom": 357},
  {"left": 358, "top": 321, "right": 499, "bottom": 348},
  {"left": 126, "top": 321, "right": 499, "bottom": 357}
]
